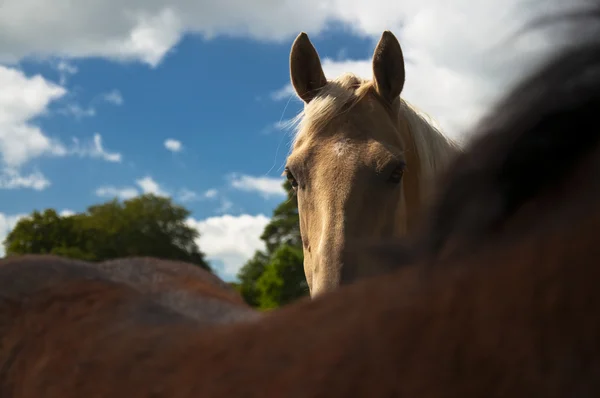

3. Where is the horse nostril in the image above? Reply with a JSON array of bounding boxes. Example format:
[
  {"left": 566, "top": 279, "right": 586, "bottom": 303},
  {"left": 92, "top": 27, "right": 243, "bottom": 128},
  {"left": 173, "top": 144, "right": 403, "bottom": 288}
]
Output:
[{"left": 302, "top": 237, "right": 311, "bottom": 252}]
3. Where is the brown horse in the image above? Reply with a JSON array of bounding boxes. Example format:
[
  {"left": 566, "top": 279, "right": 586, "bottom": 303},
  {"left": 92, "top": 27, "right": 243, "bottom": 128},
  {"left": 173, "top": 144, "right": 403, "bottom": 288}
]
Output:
[
  {"left": 285, "top": 30, "right": 461, "bottom": 297},
  {"left": 2, "top": 5, "right": 600, "bottom": 396},
  {"left": 98, "top": 257, "right": 259, "bottom": 324}
]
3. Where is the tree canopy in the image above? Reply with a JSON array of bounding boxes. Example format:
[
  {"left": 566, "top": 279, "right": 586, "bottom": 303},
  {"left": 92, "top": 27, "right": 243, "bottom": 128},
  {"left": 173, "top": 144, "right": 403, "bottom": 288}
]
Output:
[
  {"left": 3, "top": 194, "right": 210, "bottom": 270},
  {"left": 236, "top": 180, "right": 309, "bottom": 309}
]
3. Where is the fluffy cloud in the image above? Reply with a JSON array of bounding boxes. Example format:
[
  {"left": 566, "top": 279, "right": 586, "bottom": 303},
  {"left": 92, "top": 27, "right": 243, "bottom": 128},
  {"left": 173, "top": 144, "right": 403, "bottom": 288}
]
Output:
[
  {"left": 229, "top": 174, "right": 286, "bottom": 198},
  {"left": 188, "top": 213, "right": 270, "bottom": 278},
  {"left": 0, "top": 168, "right": 50, "bottom": 190},
  {"left": 136, "top": 176, "right": 169, "bottom": 196},
  {"left": 269, "top": 4, "right": 573, "bottom": 140},
  {"left": 0, "top": 66, "right": 67, "bottom": 168},
  {"left": 0, "top": 0, "right": 579, "bottom": 140},
  {"left": 164, "top": 138, "right": 182, "bottom": 152},
  {"left": 95, "top": 175, "right": 168, "bottom": 199},
  {"left": 0, "top": 66, "right": 124, "bottom": 190},
  {"left": 0, "top": 0, "right": 569, "bottom": 68}
]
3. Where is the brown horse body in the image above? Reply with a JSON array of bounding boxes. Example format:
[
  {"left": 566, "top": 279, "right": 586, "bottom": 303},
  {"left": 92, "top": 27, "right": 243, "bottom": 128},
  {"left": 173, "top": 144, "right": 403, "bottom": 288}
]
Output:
[
  {"left": 2, "top": 3, "right": 600, "bottom": 396},
  {"left": 2, "top": 195, "right": 599, "bottom": 396},
  {"left": 98, "top": 257, "right": 259, "bottom": 324}
]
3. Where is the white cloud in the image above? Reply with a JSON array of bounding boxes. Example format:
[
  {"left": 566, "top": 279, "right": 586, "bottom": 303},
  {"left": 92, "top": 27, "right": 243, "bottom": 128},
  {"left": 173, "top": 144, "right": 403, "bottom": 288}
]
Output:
[
  {"left": 203, "top": 188, "right": 218, "bottom": 199},
  {"left": 54, "top": 59, "right": 78, "bottom": 85},
  {"left": 57, "top": 89, "right": 123, "bottom": 119},
  {"left": 188, "top": 213, "right": 270, "bottom": 278},
  {"left": 0, "top": 66, "right": 123, "bottom": 191},
  {"left": 96, "top": 175, "right": 170, "bottom": 200},
  {"left": 102, "top": 89, "right": 124, "bottom": 105},
  {"left": 0, "top": 168, "right": 50, "bottom": 190},
  {"left": 178, "top": 188, "right": 198, "bottom": 202},
  {"left": 270, "top": 85, "right": 295, "bottom": 101},
  {"left": 164, "top": 138, "right": 182, "bottom": 152},
  {"left": 274, "top": 1, "right": 573, "bottom": 139},
  {"left": 0, "top": 0, "right": 580, "bottom": 142},
  {"left": 0, "top": 0, "right": 571, "bottom": 75},
  {"left": 70, "top": 133, "right": 122, "bottom": 163},
  {"left": 229, "top": 174, "right": 286, "bottom": 198},
  {"left": 177, "top": 187, "right": 220, "bottom": 202},
  {"left": 271, "top": 51, "right": 535, "bottom": 140},
  {"left": 59, "top": 209, "right": 76, "bottom": 217},
  {"left": 95, "top": 185, "right": 139, "bottom": 200},
  {"left": 136, "top": 176, "right": 169, "bottom": 196},
  {"left": 0, "top": 65, "right": 67, "bottom": 168},
  {"left": 0, "top": 212, "right": 29, "bottom": 256}
]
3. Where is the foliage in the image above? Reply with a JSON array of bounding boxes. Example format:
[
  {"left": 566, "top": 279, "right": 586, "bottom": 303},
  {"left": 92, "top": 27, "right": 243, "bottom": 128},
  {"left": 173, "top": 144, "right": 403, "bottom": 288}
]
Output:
[
  {"left": 237, "top": 251, "right": 269, "bottom": 307},
  {"left": 256, "top": 244, "right": 307, "bottom": 310},
  {"left": 236, "top": 180, "right": 309, "bottom": 309},
  {"left": 3, "top": 194, "right": 211, "bottom": 270},
  {"left": 259, "top": 181, "right": 302, "bottom": 253}
]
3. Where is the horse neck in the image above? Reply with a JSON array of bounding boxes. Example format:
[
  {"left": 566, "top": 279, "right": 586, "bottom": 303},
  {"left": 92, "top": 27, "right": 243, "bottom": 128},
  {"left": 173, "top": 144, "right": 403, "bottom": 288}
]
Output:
[{"left": 394, "top": 99, "right": 459, "bottom": 232}]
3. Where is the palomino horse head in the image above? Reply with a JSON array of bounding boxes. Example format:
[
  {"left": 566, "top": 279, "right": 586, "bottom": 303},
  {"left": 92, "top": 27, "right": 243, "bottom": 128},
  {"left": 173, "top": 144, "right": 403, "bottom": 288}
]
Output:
[{"left": 285, "top": 30, "right": 460, "bottom": 296}]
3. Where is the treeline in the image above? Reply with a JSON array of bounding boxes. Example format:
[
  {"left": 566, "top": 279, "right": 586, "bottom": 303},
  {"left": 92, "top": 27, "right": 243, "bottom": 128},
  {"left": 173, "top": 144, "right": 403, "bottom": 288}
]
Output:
[
  {"left": 233, "top": 180, "right": 309, "bottom": 309},
  {"left": 3, "top": 195, "right": 210, "bottom": 269},
  {"left": 3, "top": 185, "right": 309, "bottom": 309}
]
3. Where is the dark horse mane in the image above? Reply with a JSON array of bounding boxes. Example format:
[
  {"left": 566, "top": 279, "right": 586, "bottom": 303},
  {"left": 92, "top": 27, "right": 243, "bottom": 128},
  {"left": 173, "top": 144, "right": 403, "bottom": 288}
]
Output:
[
  {"left": 371, "top": 4, "right": 600, "bottom": 266},
  {"left": 1, "top": 3, "right": 600, "bottom": 396}
]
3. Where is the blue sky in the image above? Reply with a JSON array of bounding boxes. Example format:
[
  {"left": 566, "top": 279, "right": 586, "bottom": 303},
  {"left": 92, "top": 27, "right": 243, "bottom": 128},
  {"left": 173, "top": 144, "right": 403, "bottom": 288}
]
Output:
[{"left": 0, "top": 0, "right": 558, "bottom": 281}]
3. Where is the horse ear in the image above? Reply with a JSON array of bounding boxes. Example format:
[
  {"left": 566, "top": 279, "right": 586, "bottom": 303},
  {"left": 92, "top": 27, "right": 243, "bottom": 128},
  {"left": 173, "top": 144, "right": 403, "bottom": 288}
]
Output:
[
  {"left": 290, "top": 32, "right": 327, "bottom": 103},
  {"left": 372, "top": 31, "right": 405, "bottom": 103}
]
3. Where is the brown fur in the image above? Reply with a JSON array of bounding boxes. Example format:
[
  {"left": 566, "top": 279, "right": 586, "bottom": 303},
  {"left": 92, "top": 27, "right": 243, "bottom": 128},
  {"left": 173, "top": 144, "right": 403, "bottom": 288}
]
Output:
[
  {"left": 287, "top": 30, "right": 460, "bottom": 296},
  {"left": 0, "top": 255, "right": 258, "bottom": 330},
  {"left": 97, "top": 257, "right": 259, "bottom": 324},
  {"left": 1, "top": 180, "right": 599, "bottom": 396}
]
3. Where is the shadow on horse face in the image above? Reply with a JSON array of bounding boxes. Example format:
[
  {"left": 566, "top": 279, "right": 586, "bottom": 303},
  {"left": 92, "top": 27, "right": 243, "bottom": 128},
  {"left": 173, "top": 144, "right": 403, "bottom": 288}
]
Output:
[
  {"left": 286, "top": 30, "right": 460, "bottom": 297},
  {"left": 2, "top": 3, "right": 600, "bottom": 396}
]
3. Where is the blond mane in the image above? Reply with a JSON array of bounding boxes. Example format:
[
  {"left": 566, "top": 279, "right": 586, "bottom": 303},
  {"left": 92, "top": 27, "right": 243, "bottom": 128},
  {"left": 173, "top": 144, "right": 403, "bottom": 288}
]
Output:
[{"left": 288, "top": 72, "right": 460, "bottom": 199}]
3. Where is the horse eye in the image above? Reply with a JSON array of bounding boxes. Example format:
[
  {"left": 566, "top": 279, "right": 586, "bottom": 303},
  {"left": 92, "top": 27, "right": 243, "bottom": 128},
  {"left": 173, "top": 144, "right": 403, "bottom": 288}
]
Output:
[
  {"left": 284, "top": 167, "right": 299, "bottom": 189},
  {"left": 388, "top": 164, "right": 405, "bottom": 184}
]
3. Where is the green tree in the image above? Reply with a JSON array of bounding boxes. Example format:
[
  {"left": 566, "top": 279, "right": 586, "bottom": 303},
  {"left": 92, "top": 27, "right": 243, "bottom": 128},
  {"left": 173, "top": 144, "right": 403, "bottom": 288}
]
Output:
[
  {"left": 260, "top": 180, "right": 301, "bottom": 253},
  {"left": 256, "top": 244, "right": 307, "bottom": 310},
  {"left": 4, "top": 209, "right": 78, "bottom": 256},
  {"left": 236, "top": 180, "right": 309, "bottom": 308},
  {"left": 237, "top": 250, "right": 269, "bottom": 307},
  {"left": 3, "top": 194, "right": 210, "bottom": 270}
]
